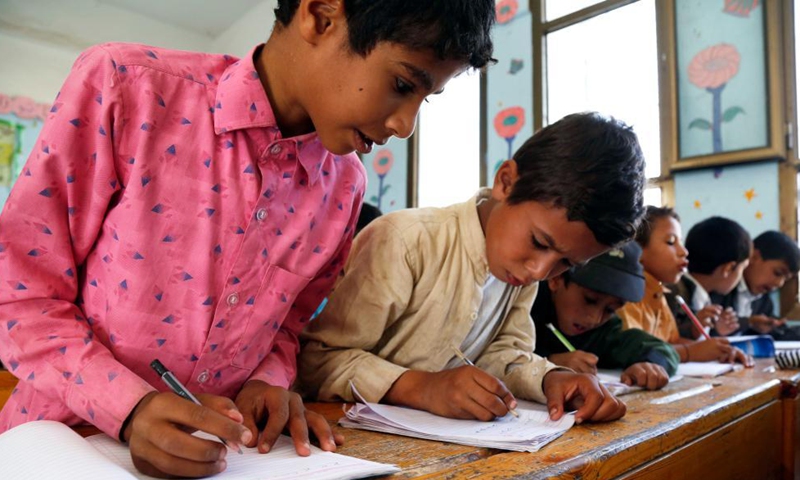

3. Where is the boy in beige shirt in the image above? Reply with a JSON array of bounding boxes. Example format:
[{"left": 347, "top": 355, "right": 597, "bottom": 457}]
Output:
[{"left": 299, "top": 112, "right": 645, "bottom": 424}]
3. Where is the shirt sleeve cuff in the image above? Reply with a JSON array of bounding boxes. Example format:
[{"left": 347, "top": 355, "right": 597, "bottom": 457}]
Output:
[
  {"left": 66, "top": 357, "right": 157, "bottom": 440},
  {"left": 503, "top": 356, "right": 569, "bottom": 404}
]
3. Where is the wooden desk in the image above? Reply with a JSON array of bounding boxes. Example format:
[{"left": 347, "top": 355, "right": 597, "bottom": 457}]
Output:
[{"left": 1, "top": 362, "right": 799, "bottom": 479}]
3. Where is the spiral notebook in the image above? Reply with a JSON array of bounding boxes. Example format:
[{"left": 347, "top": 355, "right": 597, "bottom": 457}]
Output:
[
  {"left": 0, "top": 420, "right": 399, "bottom": 480},
  {"left": 339, "top": 383, "right": 573, "bottom": 452}
]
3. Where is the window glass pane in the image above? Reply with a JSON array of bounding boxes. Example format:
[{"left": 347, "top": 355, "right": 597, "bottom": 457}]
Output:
[
  {"left": 644, "top": 187, "right": 662, "bottom": 207},
  {"left": 417, "top": 72, "right": 481, "bottom": 208},
  {"left": 546, "top": 0, "right": 661, "bottom": 179},
  {"left": 545, "top": 0, "right": 605, "bottom": 21}
]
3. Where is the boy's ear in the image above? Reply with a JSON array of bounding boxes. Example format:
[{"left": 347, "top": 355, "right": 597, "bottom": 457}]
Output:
[
  {"left": 751, "top": 248, "right": 763, "bottom": 263},
  {"left": 296, "top": 0, "right": 345, "bottom": 44},
  {"left": 718, "top": 261, "right": 738, "bottom": 277},
  {"left": 491, "top": 160, "right": 519, "bottom": 202},
  {"left": 547, "top": 276, "right": 563, "bottom": 293}
]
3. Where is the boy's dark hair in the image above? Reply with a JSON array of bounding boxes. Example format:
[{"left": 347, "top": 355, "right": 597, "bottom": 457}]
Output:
[
  {"left": 754, "top": 230, "right": 800, "bottom": 273},
  {"left": 507, "top": 112, "right": 646, "bottom": 246},
  {"left": 685, "top": 216, "right": 751, "bottom": 275},
  {"left": 355, "top": 202, "right": 383, "bottom": 236},
  {"left": 274, "top": 0, "right": 495, "bottom": 69},
  {"left": 634, "top": 206, "right": 680, "bottom": 247}
]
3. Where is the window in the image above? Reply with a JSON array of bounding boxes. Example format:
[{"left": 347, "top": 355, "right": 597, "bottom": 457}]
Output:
[
  {"left": 540, "top": 0, "right": 662, "bottom": 202},
  {"left": 416, "top": 71, "right": 481, "bottom": 208}
]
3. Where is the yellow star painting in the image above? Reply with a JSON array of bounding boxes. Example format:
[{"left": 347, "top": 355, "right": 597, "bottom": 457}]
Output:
[
  {"left": 693, "top": 200, "right": 702, "bottom": 209},
  {"left": 755, "top": 211, "right": 763, "bottom": 220},
  {"left": 744, "top": 188, "right": 757, "bottom": 202}
]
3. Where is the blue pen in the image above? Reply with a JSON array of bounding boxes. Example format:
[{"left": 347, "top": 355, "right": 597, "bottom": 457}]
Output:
[{"left": 150, "top": 359, "right": 243, "bottom": 454}]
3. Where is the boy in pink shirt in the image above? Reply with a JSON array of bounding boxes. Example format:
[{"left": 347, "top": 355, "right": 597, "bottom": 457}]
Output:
[{"left": 0, "top": 0, "right": 496, "bottom": 477}]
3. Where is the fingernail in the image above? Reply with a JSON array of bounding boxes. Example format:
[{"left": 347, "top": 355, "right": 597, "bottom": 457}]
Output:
[
  {"left": 550, "top": 407, "right": 558, "bottom": 418},
  {"left": 241, "top": 429, "right": 252, "bottom": 444},
  {"left": 261, "top": 442, "right": 271, "bottom": 453},
  {"left": 510, "top": 400, "right": 518, "bottom": 409},
  {"left": 304, "top": 442, "right": 311, "bottom": 450},
  {"left": 575, "top": 417, "right": 583, "bottom": 425}
]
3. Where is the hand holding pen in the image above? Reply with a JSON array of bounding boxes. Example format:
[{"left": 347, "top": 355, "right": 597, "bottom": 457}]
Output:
[
  {"left": 452, "top": 345, "right": 519, "bottom": 418},
  {"left": 120, "top": 359, "right": 252, "bottom": 478}
]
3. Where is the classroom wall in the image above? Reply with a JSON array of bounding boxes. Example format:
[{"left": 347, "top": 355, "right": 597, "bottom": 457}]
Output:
[{"left": 0, "top": 0, "right": 277, "bottom": 104}]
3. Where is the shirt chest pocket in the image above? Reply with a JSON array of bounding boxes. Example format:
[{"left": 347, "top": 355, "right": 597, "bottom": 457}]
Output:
[{"left": 231, "top": 265, "right": 312, "bottom": 369}]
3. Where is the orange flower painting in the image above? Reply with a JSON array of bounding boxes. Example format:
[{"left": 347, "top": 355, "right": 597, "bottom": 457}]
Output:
[
  {"left": 370, "top": 149, "right": 394, "bottom": 210},
  {"left": 687, "top": 44, "right": 744, "bottom": 153},
  {"left": 496, "top": 0, "right": 519, "bottom": 25},
  {"left": 494, "top": 106, "right": 525, "bottom": 161}
]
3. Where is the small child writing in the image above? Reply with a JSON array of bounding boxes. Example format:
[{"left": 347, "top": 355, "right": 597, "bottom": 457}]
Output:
[
  {"left": 617, "top": 207, "right": 753, "bottom": 367},
  {"left": 299, "top": 112, "right": 647, "bottom": 425},
  {"left": 0, "top": 0, "right": 496, "bottom": 477},
  {"left": 666, "top": 216, "right": 751, "bottom": 338},
  {"left": 532, "top": 241, "right": 678, "bottom": 391},
  {"left": 711, "top": 230, "right": 800, "bottom": 340}
]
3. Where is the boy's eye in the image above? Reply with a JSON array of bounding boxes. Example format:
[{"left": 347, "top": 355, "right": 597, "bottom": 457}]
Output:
[
  {"left": 395, "top": 77, "right": 414, "bottom": 95},
  {"left": 584, "top": 296, "right": 598, "bottom": 306},
  {"left": 531, "top": 236, "right": 548, "bottom": 250}
]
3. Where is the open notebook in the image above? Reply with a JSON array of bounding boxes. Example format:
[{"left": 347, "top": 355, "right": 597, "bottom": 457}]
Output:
[
  {"left": 596, "top": 369, "right": 683, "bottom": 396},
  {"left": 339, "top": 384, "right": 573, "bottom": 452},
  {"left": 0, "top": 420, "right": 399, "bottom": 480}
]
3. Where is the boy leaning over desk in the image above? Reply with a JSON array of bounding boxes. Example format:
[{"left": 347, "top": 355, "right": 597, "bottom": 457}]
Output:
[
  {"left": 298, "top": 112, "right": 646, "bottom": 425},
  {"left": 0, "top": 0, "right": 496, "bottom": 477}
]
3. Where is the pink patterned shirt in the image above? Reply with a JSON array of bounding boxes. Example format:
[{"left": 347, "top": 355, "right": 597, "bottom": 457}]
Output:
[{"left": 0, "top": 43, "right": 365, "bottom": 439}]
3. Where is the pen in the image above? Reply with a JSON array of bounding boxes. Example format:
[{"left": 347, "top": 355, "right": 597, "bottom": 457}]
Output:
[
  {"left": 545, "top": 323, "right": 576, "bottom": 352},
  {"left": 150, "top": 359, "right": 243, "bottom": 454},
  {"left": 675, "top": 295, "right": 712, "bottom": 341},
  {"left": 451, "top": 345, "right": 519, "bottom": 418}
]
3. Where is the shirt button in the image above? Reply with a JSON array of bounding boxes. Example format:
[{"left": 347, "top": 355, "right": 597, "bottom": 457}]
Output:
[
  {"left": 227, "top": 293, "right": 239, "bottom": 306},
  {"left": 197, "top": 370, "right": 210, "bottom": 384},
  {"left": 470, "top": 312, "right": 478, "bottom": 320},
  {"left": 270, "top": 144, "right": 282, "bottom": 156},
  {"left": 256, "top": 209, "right": 268, "bottom": 221}
]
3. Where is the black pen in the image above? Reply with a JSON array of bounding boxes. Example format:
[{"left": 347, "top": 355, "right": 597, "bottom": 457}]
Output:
[{"left": 150, "top": 359, "right": 243, "bottom": 454}]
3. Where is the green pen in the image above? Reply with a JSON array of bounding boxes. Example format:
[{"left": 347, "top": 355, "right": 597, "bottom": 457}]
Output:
[{"left": 545, "top": 323, "right": 576, "bottom": 352}]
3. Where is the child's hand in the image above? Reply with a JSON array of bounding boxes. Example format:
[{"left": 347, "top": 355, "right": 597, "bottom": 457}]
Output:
[
  {"left": 548, "top": 351, "right": 598, "bottom": 374},
  {"left": 749, "top": 314, "right": 785, "bottom": 334},
  {"left": 235, "top": 380, "right": 343, "bottom": 456},
  {"left": 687, "top": 338, "right": 733, "bottom": 362},
  {"left": 713, "top": 307, "right": 739, "bottom": 336},
  {"left": 383, "top": 366, "right": 517, "bottom": 421},
  {"left": 124, "top": 391, "right": 252, "bottom": 478},
  {"left": 542, "top": 370, "right": 626, "bottom": 424},
  {"left": 696, "top": 304, "right": 723, "bottom": 328},
  {"left": 730, "top": 347, "right": 755, "bottom": 367},
  {"left": 620, "top": 362, "right": 669, "bottom": 390}
]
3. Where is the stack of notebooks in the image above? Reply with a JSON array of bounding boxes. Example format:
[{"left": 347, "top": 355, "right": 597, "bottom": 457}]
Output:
[{"left": 340, "top": 385, "right": 574, "bottom": 452}]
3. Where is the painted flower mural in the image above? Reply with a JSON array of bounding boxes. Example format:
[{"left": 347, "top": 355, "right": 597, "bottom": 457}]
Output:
[
  {"left": 494, "top": 106, "right": 525, "bottom": 161},
  {"left": 687, "top": 43, "right": 743, "bottom": 153},
  {"left": 723, "top": 0, "right": 759, "bottom": 18},
  {"left": 371, "top": 149, "right": 394, "bottom": 210},
  {"left": 496, "top": 0, "right": 519, "bottom": 25}
]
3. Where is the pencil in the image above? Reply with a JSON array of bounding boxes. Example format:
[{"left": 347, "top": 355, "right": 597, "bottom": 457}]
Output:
[
  {"left": 451, "top": 345, "right": 519, "bottom": 418},
  {"left": 675, "top": 295, "right": 712, "bottom": 341},
  {"left": 545, "top": 323, "right": 576, "bottom": 352}
]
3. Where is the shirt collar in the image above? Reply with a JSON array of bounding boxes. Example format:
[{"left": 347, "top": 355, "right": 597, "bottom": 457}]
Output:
[
  {"left": 212, "top": 45, "right": 277, "bottom": 135},
  {"left": 683, "top": 273, "right": 711, "bottom": 310},
  {"left": 455, "top": 188, "right": 492, "bottom": 280},
  {"left": 212, "top": 44, "right": 328, "bottom": 185},
  {"left": 644, "top": 271, "right": 666, "bottom": 300},
  {"left": 739, "top": 278, "right": 761, "bottom": 302}
]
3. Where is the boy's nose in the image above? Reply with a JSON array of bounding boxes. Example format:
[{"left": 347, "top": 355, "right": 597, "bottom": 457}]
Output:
[{"left": 386, "top": 104, "right": 418, "bottom": 139}]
